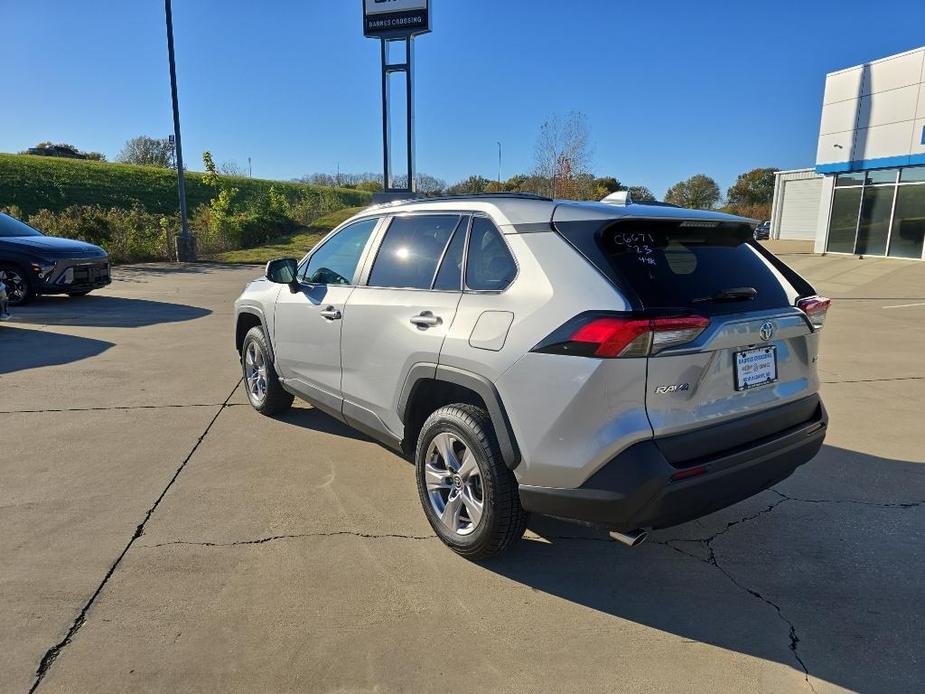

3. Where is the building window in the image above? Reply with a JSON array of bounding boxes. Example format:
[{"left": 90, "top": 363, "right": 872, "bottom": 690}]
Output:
[
  {"left": 835, "top": 172, "right": 865, "bottom": 187},
  {"left": 827, "top": 188, "right": 862, "bottom": 253},
  {"left": 856, "top": 186, "right": 895, "bottom": 256},
  {"left": 864, "top": 169, "right": 899, "bottom": 185},
  {"left": 888, "top": 185, "right": 925, "bottom": 259},
  {"left": 826, "top": 165, "right": 925, "bottom": 258},
  {"left": 900, "top": 168, "right": 925, "bottom": 183}
]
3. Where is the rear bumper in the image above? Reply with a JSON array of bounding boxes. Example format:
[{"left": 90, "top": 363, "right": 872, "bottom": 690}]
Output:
[{"left": 518, "top": 396, "right": 827, "bottom": 531}]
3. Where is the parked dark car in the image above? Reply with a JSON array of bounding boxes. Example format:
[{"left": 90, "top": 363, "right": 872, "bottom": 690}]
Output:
[
  {"left": 754, "top": 220, "right": 771, "bottom": 240},
  {"left": 0, "top": 212, "right": 110, "bottom": 306}
]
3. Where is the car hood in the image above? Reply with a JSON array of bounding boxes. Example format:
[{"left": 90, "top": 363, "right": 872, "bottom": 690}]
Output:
[{"left": 0, "top": 236, "right": 107, "bottom": 259}]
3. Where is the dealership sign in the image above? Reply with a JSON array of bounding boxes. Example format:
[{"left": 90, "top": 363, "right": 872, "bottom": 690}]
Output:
[{"left": 363, "top": 0, "right": 430, "bottom": 38}]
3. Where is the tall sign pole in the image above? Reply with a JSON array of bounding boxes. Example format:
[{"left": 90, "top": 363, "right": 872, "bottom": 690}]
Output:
[
  {"left": 363, "top": 0, "right": 431, "bottom": 202},
  {"left": 165, "top": 0, "right": 195, "bottom": 261}
]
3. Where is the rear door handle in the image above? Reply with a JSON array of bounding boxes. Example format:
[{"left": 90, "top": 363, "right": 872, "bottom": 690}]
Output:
[
  {"left": 410, "top": 311, "right": 442, "bottom": 328},
  {"left": 320, "top": 306, "right": 342, "bottom": 321}
]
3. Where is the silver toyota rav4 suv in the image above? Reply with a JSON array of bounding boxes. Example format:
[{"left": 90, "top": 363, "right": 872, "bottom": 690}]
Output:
[{"left": 234, "top": 193, "right": 830, "bottom": 559}]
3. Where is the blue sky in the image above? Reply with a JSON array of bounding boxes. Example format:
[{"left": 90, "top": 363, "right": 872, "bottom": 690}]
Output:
[{"left": 1, "top": 1, "right": 923, "bottom": 197}]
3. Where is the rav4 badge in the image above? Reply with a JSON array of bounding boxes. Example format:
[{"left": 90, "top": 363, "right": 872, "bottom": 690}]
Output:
[{"left": 655, "top": 383, "right": 690, "bottom": 394}]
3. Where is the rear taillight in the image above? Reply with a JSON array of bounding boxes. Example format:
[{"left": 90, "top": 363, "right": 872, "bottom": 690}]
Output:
[
  {"left": 797, "top": 295, "right": 831, "bottom": 329},
  {"left": 533, "top": 313, "right": 710, "bottom": 358}
]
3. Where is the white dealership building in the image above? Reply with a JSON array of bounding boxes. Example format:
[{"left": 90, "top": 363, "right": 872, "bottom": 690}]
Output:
[{"left": 771, "top": 45, "right": 925, "bottom": 259}]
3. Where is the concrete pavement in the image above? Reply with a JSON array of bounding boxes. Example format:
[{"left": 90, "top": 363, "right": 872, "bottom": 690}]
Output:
[{"left": 1, "top": 256, "right": 923, "bottom": 693}]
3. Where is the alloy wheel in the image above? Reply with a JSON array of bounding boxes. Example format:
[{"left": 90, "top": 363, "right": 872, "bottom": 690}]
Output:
[
  {"left": 244, "top": 341, "right": 268, "bottom": 405},
  {"left": 424, "top": 432, "right": 484, "bottom": 536},
  {"left": 0, "top": 268, "right": 26, "bottom": 305}
]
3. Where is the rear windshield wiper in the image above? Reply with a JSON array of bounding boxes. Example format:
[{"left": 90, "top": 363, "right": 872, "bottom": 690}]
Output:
[{"left": 692, "top": 287, "right": 758, "bottom": 303}]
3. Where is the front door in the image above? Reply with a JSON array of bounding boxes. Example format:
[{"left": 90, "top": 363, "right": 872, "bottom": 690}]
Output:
[{"left": 273, "top": 217, "right": 380, "bottom": 412}]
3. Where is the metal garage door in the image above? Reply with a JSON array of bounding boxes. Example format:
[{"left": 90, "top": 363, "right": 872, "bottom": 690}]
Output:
[{"left": 778, "top": 178, "right": 822, "bottom": 240}]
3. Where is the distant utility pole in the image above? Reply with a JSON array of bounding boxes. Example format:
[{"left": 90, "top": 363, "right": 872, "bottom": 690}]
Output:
[
  {"left": 248, "top": 157, "right": 252, "bottom": 178},
  {"left": 165, "top": 0, "right": 195, "bottom": 261},
  {"left": 497, "top": 141, "right": 502, "bottom": 185}
]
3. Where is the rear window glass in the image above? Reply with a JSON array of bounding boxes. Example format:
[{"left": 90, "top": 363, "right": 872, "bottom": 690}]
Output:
[{"left": 558, "top": 220, "right": 797, "bottom": 315}]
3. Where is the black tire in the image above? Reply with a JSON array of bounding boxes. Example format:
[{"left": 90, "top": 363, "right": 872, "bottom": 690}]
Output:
[
  {"left": 241, "top": 326, "right": 293, "bottom": 416},
  {"left": 415, "top": 404, "right": 529, "bottom": 560},
  {"left": 0, "top": 264, "right": 32, "bottom": 306},
  {"left": 68, "top": 290, "right": 93, "bottom": 297}
]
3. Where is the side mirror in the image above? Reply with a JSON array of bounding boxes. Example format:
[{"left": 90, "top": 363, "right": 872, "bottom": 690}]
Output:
[{"left": 265, "top": 257, "right": 298, "bottom": 285}]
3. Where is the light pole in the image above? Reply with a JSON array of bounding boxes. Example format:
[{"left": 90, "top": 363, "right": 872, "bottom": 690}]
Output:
[
  {"left": 165, "top": 0, "right": 195, "bottom": 261},
  {"left": 497, "top": 141, "right": 502, "bottom": 185}
]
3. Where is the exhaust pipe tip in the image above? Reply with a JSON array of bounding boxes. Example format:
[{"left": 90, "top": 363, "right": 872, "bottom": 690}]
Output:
[{"left": 609, "top": 529, "right": 648, "bottom": 547}]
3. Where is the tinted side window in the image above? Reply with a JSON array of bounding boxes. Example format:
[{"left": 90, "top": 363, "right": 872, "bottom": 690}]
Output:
[
  {"left": 301, "top": 218, "right": 378, "bottom": 285},
  {"left": 466, "top": 217, "right": 516, "bottom": 291},
  {"left": 368, "top": 215, "right": 460, "bottom": 289},
  {"left": 432, "top": 218, "right": 468, "bottom": 291}
]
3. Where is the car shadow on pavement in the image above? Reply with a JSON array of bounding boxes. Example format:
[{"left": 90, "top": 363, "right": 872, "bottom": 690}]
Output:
[
  {"left": 273, "top": 406, "right": 378, "bottom": 444},
  {"left": 12, "top": 295, "right": 211, "bottom": 328},
  {"left": 483, "top": 445, "right": 925, "bottom": 694},
  {"left": 0, "top": 326, "right": 114, "bottom": 374}
]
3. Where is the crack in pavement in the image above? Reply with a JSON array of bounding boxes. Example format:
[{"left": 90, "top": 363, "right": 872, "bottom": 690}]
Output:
[
  {"left": 0, "top": 402, "right": 248, "bottom": 415},
  {"left": 654, "top": 496, "right": 819, "bottom": 692},
  {"left": 148, "top": 531, "right": 638, "bottom": 549},
  {"left": 820, "top": 375, "right": 925, "bottom": 385},
  {"left": 148, "top": 531, "right": 439, "bottom": 548},
  {"left": 28, "top": 379, "right": 243, "bottom": 693},
  {"left": 769, "top": 488, "right": 925, "bottom": 509},
  {"left": 652, "top": 490, "right": 920, "bottom": 692}
]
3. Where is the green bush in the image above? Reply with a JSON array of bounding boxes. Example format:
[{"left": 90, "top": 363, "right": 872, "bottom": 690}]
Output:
[
  {"left": 26, "top": 204, "right": 178, "bottom": 263},
  {"left": 1, "top": 152, "right": 373, "bottom": 263}
]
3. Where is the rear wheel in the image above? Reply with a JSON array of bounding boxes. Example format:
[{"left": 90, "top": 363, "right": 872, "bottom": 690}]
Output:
[
  {"left": 0, "top": 265, "right": 32, "bottom": 306},
  {"left": 415, "top": 404, "right": 528, "bottom": 559},
  {"left": 241, "top": 326, "right": 293, "bottom": 415}
]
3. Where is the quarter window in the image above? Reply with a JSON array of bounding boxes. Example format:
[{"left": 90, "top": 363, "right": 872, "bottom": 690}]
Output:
[
  {"left": 301, "top": 218, "right": 378, "bottom": 285},
  {"left": 465, "top": 217, "right": 516, "bottom": 291},
  {"left": 368, "top": 215, "right": 461, "bottom": 289}
]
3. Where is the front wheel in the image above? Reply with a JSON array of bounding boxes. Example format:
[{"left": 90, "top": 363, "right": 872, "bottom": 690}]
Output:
[
  {"left": 0, "top": 265, "right": 32, "bottom": 306},
  {"left": 415, "top": 404, "right": 528, "bottom": 560},
  {"left": 241, "top": 326, "right": 293, "bottom": 415}
]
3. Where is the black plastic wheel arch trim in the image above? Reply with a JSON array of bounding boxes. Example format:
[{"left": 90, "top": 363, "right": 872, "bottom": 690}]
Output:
[{"left": 398, "top": 363, "right": 522, "bottom": 470}]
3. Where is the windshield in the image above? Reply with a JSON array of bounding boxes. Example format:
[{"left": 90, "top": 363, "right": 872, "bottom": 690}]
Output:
[{"left": 0, "top": 213, "right": 43, "bottom": 238}]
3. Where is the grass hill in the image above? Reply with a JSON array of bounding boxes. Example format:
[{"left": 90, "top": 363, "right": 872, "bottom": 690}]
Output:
[
  {"left": 0, "top": 152, "right": 370, "bottom": 216},
  {"left": 212, "top": 207, "right": 363, "bottom": 264}
]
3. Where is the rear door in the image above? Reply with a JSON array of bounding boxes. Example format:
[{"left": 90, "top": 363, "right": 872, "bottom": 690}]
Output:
[
  {"left": 557, "top": 217, "right": 820, "bottom": 438},
  {"left": 339, "top": 213, "right": 467, "bottom": 439}
]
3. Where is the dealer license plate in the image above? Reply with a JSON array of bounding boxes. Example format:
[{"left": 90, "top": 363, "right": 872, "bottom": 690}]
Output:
[{"left": 734, "top": 346, "right": 778, "bottom": 391}]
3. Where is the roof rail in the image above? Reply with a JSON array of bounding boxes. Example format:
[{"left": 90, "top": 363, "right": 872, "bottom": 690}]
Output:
[
  {"left": 366, "top": 192, "right": 553, "bottom": 210},
  {"left": 421, "top": 192, "right": 552, "bottom": 202}
]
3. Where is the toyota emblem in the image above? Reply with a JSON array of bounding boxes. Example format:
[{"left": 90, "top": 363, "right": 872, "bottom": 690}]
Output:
[{"left": 759, "top": 321, "right": 775, "bottom": 342}]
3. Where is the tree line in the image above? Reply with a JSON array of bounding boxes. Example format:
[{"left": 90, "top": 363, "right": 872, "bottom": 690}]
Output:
[
  {"left": 301, "top": 112, "right": 778, "bottom": 221},
  {"left": 21, "top": 116, "right": 780, "bottom": 221}
]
